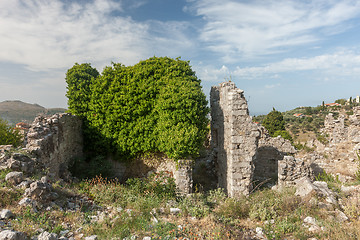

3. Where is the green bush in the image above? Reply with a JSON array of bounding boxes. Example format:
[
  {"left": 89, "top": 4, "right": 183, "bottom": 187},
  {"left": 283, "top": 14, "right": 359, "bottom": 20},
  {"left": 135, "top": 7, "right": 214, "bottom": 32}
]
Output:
[
  {"left": 262, "top": 108, "right": 286, "bottom": 136},
  {"left": 0, "top": 118, "right": 22, "bottom": 147},
  {"left": 66, "top": 57, "right": 209, "bottom": 160},
  {"left": 273, "top": 130, "right": 293, "bottom": 142}
]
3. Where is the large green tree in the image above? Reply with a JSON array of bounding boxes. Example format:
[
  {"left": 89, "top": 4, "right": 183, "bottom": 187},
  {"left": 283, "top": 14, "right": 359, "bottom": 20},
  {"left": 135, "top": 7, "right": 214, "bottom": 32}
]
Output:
[{"left": 66, "top": 57, "right": 209, "bottom": 160}]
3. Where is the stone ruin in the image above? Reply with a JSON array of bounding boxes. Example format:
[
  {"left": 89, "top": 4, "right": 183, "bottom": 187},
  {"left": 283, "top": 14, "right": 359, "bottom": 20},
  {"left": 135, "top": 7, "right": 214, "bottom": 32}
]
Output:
[
  {"left": 26, "top": 113, "right": 83, "bottom": 180},
  {"left": 1, "top": 82, "right": 316, "bottom": 197},
  {"left": 210, "top": 82, "right": 312, "bottom": 197},
  {"left": 301, "top": 106, "right": 360, "bottom": 180}
]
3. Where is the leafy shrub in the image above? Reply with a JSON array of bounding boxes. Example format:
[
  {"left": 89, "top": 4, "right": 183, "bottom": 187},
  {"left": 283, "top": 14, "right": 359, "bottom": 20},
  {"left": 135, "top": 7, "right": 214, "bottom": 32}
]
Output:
[
  {"left": 0, "top": 118, "right": 22, "bottom": 147},
  {"left": 316, "top": 132, "right": 329, "bottom": 145},
  {"left": 262, "top": 108, "right": 286, "bottom": 136},
  {"left": 315, "top": 171, "right": 341, "bottom": 193},
  {"left": 66, "top": 57, "right": 209, "bottom": 160}
]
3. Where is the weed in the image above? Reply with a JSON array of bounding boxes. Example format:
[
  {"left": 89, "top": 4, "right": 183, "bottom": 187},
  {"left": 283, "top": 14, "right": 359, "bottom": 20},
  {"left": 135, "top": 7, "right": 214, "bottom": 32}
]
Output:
[
  {"left": 315, "top": 171, "right": 341, "bottom": 193},
  {"left": 179, "top": 193, "right": 211, "bottom": 218},
  {"left": 0, "top": 188, "right": 23, "bottom": 207}
]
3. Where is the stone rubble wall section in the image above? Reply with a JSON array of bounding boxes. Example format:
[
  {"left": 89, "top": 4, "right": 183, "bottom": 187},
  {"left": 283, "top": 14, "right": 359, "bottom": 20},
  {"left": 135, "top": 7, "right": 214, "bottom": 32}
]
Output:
[
  {"left": 306, "top": 111, "right": 360, "bottom": 178},
  {"left": 26, "top": 113, "right": 83, "bottom": 179},
  {"left": 278, "top": 156, "right": 313, "bottom": 186}
]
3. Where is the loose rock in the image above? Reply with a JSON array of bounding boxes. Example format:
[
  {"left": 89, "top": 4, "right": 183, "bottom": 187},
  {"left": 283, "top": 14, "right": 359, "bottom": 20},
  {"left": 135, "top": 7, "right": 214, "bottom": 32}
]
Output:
[
  {"left": 0, "top": 230, "right": 26, "bottom": 240},
  {"left": 0, "top": 209, "right": 14, "bottom": 220},
  {"left": 5, "top": 172, "right": 23, "bottom": 185}
]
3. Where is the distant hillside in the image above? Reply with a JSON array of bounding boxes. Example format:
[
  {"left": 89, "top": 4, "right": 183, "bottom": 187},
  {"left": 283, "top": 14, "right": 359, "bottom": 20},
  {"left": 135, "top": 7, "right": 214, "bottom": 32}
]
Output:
[
  {"left": 0, "top": 100, "right": 67, "bottom": 125},
  {"left": 254, "top": 99, "right": 360, "bottom": 145}
]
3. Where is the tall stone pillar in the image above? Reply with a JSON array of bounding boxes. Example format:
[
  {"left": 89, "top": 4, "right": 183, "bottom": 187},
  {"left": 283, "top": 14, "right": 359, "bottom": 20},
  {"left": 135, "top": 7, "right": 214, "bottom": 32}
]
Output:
[{"left": 210, "top": 82, "right": 260, "bottom": 197}]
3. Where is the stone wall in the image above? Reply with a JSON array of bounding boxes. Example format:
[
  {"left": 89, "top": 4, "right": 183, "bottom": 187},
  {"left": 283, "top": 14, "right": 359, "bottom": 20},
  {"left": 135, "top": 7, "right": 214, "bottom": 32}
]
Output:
[
  {"left": 26, "top": 113, "right": 83, "bottom": 179},
  {"left": 278, "top": 156, "right": 313, "bottom": 187},
  {"left": 210, "top": 82, "right": 305, "bottom": 196},
  {"left": 254, "top": 135, "right": 297, "bottom": 184}
]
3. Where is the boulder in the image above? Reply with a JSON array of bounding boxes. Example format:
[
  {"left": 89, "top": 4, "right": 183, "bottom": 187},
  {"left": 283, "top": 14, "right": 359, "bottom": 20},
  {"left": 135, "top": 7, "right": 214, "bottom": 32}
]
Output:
[
  {"left": 84, "top": 236, "right": 98, "bottom": 240},
  {"left": 295, "top": 177, "right": 317, "bottom": 197},
  {"left": 0, "top": 230, "right": 27, "bottom": 240},
  {"left": 38, "top": 231, "right": 57, "bottom": 240},
  {"left": 295, "top": 177, "right": 337, "bottom": 205},
  {"left": 0, "top": 209, "right": 14, "bottom": 220},
  {"left": 24, "top": 181, "right": 52, "bottom": 202},
  {"left": 5, "top": 172, "right": 23, "bottom": 185}
]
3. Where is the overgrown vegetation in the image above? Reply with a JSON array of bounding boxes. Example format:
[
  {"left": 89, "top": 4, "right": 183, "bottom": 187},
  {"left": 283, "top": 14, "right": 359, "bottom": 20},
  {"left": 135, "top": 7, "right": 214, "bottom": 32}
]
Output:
[
  {"left": 66, "top": 57, "right": 209, "bottom": 161},
  {"left": 0, "top": 117, "right": 22, "bottom": 147}
]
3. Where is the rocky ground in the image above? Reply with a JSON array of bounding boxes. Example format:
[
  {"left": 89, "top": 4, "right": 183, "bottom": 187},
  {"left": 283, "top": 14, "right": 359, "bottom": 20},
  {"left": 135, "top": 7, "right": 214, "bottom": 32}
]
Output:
[{"left": 1, "top": 147, "right": 360, "bottom": 240}]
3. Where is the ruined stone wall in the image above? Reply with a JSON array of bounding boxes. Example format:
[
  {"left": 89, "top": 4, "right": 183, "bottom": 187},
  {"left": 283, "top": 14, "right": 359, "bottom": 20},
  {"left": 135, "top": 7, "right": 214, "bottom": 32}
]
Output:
[
  {"left": 26, "top": 113, "right": 83, "bottom": 179},
  {"left": 278, "top": 156, "right": 313, "bottom": 187},
  {"left": 254, "top": 135, "right": 296, "bottom": 184},
  {"left": 302, "top": 111, "right": 360, "bottom": 179},
  {"left": 210, "top": 82, "right": 307, "bottom": 196},
  {"left": 211, "top": 82, "right": 261, "bottom": 197}
]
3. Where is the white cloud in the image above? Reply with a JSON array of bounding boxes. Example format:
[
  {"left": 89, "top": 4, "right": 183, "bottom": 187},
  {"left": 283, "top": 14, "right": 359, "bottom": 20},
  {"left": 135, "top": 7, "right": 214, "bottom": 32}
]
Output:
[
  {"left": 265, "top": 83, "right": 280, "bottom": 89},
  {"left": 191, "top": 0, "right": 360, "bottom": 61},
  {"left": 233, "top": 51, "right": 360, "bottom": 78},
  {"left": 193, "top": 64, "right": 230, "bottom": 82},
  {"left": 0, "top": 0, "right": 194, "bottom": 72}
]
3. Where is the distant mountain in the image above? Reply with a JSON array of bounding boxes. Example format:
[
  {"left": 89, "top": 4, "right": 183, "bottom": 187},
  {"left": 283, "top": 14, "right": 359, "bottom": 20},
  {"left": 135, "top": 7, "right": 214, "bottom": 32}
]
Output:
[{"left": 0, "top": 100, "right": 67, "bottom": 125}]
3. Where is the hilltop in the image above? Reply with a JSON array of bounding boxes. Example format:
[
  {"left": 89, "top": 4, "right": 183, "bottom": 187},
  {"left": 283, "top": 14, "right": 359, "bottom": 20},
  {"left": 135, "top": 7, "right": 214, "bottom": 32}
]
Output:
[{"left": 0, "top": 100, "right": 66, "bottom": 125}]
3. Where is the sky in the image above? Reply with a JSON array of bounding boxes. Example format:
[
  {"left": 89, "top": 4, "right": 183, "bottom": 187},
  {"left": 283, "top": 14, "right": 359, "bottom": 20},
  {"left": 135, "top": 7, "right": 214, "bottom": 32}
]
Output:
[{"left": 1, "top": 0, "right": 360, "bottom": 115}]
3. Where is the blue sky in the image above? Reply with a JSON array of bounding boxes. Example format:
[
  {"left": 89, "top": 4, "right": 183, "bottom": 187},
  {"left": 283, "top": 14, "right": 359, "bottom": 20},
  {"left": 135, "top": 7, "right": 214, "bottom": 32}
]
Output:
[{"left": 1, "top": 0, "right": 360, "bottom": 115}]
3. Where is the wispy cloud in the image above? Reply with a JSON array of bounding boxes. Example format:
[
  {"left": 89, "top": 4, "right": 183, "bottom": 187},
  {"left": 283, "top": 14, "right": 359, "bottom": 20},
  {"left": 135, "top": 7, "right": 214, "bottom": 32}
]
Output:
[
  {"left": 193, "top": 64, "right": 230, "bottom": 82},
  {"left": 265, "top": 83, "right": 281, "bottom": 89},
  {"left": 0, "top": 0, "right": 193, "bottom": 72},
  {"left": 233, "top": 51, "right": 360, "bottom": 78},
  {"left": 190, "top": 0, "right": 360, "bottom": 61}
]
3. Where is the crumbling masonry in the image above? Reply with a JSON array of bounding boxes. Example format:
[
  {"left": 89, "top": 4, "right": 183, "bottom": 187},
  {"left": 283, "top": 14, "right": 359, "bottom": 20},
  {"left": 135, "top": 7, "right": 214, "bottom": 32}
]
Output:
[
  {"left": 4, "top": 82, "right": 313, "bottom": 197},
  {"left": 210, "top": 82, "right": 311, "bottom": 197}
]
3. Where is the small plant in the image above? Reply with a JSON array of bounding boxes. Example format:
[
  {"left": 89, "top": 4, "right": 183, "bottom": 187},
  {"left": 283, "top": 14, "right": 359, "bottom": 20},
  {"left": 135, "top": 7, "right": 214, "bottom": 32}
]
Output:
[
  {"left": 315, "top": 171, "right": 341, "bottom": 193},
  {"left": 179, "top": 193, "right": 211, "bottom": 218},
  {"left": 316, "top": 132, "right": 329, "bottom": 145}
]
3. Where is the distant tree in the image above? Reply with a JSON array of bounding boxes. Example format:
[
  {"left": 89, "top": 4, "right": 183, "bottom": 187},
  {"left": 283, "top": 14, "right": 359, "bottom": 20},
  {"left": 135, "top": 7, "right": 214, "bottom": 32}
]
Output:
[
  {"left": 65, "top": 63, "right": 100, "bottom": 117},
  {"left": 304, "top": 107, "right": 313, "bottom": 115},
  {"left": 0, "top": 118, "right": 22, "bottom": 147},
  {"left": 262, "top": 108, "right": 286, "bottom": 136},
  {"left": 335, "top": 98, "right": 346, "bottom": 106}
]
